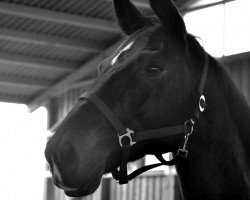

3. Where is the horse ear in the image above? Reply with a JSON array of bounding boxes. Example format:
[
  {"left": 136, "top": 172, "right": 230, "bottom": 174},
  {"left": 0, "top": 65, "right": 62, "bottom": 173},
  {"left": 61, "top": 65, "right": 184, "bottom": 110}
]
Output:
[
  {"left": 113, "top": 0, "right": 149, "bottom": 35},
  {"left": 149, "top": 0, "right": 187, "bottom": 41}
]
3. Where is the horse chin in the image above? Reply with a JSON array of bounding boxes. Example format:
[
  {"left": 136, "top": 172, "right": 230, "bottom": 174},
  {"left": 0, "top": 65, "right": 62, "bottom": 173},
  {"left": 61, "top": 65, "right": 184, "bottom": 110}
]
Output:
[{"left": 65, "top": 163, "right": 104, "bottom": 197}]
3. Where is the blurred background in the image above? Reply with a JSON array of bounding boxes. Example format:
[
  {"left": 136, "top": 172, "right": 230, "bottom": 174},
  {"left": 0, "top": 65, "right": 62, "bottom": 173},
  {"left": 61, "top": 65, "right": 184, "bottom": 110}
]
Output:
[{"left": 0, "top": 0, "right": 249, "bottom": 199}]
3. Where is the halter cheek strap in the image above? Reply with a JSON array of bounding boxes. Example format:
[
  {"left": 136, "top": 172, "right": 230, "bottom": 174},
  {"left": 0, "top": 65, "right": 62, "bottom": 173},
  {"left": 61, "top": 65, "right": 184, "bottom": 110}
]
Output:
[{"left": 79, "top": 52, "right": 209, "bottom": 184}]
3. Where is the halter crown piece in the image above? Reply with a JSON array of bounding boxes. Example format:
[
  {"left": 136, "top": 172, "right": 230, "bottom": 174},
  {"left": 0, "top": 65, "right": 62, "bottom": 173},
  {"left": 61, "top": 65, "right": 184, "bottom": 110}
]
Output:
[{"left": 80, "top": 52, "right": 209, "bottom": 184}]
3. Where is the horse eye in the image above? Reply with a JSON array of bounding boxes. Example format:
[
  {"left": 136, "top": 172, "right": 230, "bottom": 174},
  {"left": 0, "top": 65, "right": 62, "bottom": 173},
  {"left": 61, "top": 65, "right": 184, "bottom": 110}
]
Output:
[{"left": 145, "top": 66, "right": 162, "bottom": 77}]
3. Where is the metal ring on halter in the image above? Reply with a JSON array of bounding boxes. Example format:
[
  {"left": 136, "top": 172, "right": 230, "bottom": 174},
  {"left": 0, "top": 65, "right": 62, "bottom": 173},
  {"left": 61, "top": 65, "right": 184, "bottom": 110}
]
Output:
[
  {"left": 184, "top": 118, "right": 194, "bottom": 135},
  {"left": 199, "top": 95, "right": 206, "bottom": 112}
]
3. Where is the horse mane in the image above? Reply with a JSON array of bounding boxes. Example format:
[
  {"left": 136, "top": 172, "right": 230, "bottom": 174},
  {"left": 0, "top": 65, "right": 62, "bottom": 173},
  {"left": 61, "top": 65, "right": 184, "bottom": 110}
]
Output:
[
  {"left": 213, "top": 56, "right": 250, "bottom": 164},
  {"left": 187, "top": 33, "right": 250, "bottom": 166}
]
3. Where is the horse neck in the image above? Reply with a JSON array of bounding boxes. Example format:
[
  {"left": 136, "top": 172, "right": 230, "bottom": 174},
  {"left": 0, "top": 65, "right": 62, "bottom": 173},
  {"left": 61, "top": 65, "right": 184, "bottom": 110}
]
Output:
[{"left": 175, "top": 57, "right": 250, "bottom": 200}]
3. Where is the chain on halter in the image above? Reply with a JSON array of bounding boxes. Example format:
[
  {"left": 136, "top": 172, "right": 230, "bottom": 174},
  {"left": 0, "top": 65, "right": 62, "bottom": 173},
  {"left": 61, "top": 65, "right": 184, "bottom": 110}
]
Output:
[{"left": 79, "top": 52, "right": 209, "bottom": 184}]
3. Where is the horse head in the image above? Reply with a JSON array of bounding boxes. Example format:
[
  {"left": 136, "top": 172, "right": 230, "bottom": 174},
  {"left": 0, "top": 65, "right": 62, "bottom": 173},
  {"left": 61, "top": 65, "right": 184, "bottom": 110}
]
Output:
[{"left": 45, "top": 0, "right": 206, "bottom": 197}]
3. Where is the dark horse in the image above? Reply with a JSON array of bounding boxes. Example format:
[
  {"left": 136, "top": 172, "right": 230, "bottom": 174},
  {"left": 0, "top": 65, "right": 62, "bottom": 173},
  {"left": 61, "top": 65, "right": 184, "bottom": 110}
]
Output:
[{"left": 45, "top": 0, "right": 250, "bottom": 199}]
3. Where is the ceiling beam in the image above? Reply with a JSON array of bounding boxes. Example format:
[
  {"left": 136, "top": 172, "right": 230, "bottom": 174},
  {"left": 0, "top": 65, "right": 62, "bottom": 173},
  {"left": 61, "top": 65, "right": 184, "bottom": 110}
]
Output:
[
  {"left": 183, "top": 0, "right": 235, "bottom": 13},
  {"left": 132, "top": 0, "right": 150, "bottom": 9},
  {"left": 0, "top": 2, "right": 118, "bottom": 32},
  {"left": 59, "top": 79, "right": 95, "bottom": 94},
  {"left": 0, "top": 28, "right": 102, "bottom": 53},
  {"left": 0, "top": 53, "right": 75, "bottom": 72},
  {"left": 104, "top": 0, "right": 150, "bottom": 9},
  {"left": 103, "top": 0, "right": 192, "bottom": 11},
  {"left": 178, "top": 0, "right": 197, "bottom": 10},
  {"left": 69, "top": 79, "right": 95, "bottom": 90},
  {"left": 104, "top": 0, "right": 234, "bottom": 14},
  {"left": 28, "top": 40, "right": 123, "bottom": 112},
  {"left": 0, "top": 94, "right": 28, "bottom": 104},
  {"left": 0, "top": 74, "right": 52, "bottom": 89}
]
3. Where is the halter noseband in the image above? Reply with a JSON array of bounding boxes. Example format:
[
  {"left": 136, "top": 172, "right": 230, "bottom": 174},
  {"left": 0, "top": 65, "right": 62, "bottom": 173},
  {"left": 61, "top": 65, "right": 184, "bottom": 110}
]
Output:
[{"left": 79, "top": 52, "right": 209, "bottom": 184}]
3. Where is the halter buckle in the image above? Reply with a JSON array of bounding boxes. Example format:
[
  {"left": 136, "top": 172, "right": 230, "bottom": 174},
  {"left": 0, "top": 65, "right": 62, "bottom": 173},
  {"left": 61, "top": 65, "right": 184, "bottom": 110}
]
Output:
[
  {"left": 118, "top": 128, "right": 136, "bottom": 147},
  {"left": 177, "top": 149, "right": 188, "bottom": 158}
]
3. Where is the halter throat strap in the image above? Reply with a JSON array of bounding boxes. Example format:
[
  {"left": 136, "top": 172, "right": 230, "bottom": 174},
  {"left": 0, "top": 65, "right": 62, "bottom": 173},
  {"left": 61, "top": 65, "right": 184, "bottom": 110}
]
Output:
[{"left": 79, "top": 52, "right": 209, "bottom": 184}]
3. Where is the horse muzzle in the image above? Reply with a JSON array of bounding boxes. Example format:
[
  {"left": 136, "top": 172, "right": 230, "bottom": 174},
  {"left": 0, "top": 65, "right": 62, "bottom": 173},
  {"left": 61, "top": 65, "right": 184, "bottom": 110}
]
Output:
[
  {"left": 45, "top": 138, "right": 106, "bottom": 197},
  {"left": 63, "top": 162, "right": 105, "bottom": 197},
  {"left": 51, "top": 161, "right": 104, "bottom": 197}
]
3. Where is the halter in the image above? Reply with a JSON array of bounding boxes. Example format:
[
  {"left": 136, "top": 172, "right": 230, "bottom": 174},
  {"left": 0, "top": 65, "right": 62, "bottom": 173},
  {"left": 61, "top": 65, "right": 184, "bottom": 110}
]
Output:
[{"left": 79, "top": 52, "right": 209, "bottom": 184}]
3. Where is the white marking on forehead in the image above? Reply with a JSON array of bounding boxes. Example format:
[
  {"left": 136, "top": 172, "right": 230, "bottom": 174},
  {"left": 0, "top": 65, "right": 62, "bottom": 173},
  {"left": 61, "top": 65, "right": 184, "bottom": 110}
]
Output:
[{"left": 111, "top": 41, "right": 134, "bottom": 65}]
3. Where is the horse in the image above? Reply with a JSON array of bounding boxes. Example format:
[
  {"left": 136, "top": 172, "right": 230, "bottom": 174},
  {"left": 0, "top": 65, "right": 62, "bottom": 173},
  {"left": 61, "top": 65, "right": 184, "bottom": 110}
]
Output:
[{"left": 45, "top": 0, "right": 250, "bottom": 199}]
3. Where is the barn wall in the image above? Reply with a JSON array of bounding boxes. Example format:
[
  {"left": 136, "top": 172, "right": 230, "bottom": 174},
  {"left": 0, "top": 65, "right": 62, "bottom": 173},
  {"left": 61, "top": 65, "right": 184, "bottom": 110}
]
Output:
[
  {"left": 108, "top": 174, "right": 175, "bottom": 200},
  {"left": 44, "top": 173, "right": 178, "bottom": 200}
]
